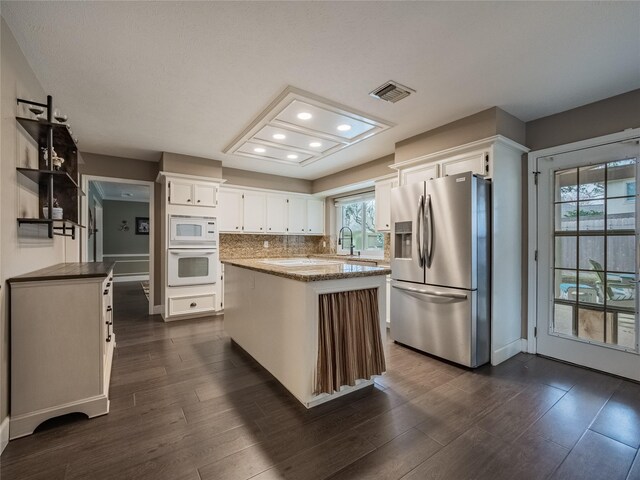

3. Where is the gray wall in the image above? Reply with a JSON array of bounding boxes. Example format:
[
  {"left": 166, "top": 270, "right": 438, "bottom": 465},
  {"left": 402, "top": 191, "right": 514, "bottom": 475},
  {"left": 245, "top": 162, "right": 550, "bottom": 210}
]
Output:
[
  {"left": 311, "top": 154, "right": 395, "bottom": 194},
  {"left": 102, "top": 200, "right": 150, "bottom": 255}
]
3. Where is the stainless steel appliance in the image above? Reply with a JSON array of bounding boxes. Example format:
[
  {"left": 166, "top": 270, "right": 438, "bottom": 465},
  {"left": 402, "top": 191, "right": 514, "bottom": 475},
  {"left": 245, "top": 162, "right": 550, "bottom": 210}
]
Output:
[
  {"left": 168, "top": 249, "right": 217, "bottom": 286},
  {"left": 390, "top": 171, "right": 490, "bottom": 367},
  {"left": 169, "top": 215, "right": 217, "bottom": 247}
]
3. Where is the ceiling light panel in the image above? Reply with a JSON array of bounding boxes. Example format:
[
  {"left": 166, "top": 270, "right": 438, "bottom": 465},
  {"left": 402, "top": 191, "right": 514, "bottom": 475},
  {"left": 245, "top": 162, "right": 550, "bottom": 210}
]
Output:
[
  {"left": 224, "top": 86, "right": 393, "bottom": 167},
  {"left": 254, "top": 125, "right": 340, "bottom": 153},
  {"left": 237, "top": 142, "right": 313, "bottom": 164},
  {"left": 275, "top": 100, "right": 375, "bottom": 140}
]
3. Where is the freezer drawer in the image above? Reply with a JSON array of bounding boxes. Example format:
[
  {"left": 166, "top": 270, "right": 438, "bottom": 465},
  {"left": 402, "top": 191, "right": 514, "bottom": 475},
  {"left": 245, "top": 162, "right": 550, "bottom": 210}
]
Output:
[{"left": 390, "top": 280, "right": 489, "bottom": 367}]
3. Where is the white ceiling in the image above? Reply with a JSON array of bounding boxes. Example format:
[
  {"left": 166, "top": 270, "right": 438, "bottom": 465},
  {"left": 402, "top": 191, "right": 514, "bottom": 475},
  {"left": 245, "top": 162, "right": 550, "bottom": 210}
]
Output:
[
  {"left": 3, "top": 1, "right": 639, "bottom": 180},
  {"left": 92, "top": 181, "right": 150, "bottom": 203}
]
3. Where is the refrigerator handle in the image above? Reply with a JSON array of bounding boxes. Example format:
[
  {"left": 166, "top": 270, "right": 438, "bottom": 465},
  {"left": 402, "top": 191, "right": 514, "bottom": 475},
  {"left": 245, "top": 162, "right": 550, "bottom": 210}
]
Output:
[
  {"left": 426, "top": 194, "right": 434, "bottom": 267},
  {"left": 417, "top": 195, "right": 425, "bottom": 267},
  {"left": 391, "top": 282, "right": 468, "bottom": 300}
]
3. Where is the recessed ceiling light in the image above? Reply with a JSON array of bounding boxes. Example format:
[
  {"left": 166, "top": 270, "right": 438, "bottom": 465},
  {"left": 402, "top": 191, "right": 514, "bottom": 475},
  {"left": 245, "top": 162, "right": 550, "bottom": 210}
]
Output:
[
  {"left": 337, "top": 124, "right": 352, "bottom": 132},
  {"left": 272, "top": 133, "right": 286, "bottom": 140},
  {"left": 254, "top": 147, "right": 266, "bottom": 153},
  {"left": 287, "top": 154, "right": 299, "bottom": 160},
  {"left": 297, "top": 112, "right": 312, "bottom": 120},
  {"left": 309, "top": 142, "right": 322, "bottom": 148}
]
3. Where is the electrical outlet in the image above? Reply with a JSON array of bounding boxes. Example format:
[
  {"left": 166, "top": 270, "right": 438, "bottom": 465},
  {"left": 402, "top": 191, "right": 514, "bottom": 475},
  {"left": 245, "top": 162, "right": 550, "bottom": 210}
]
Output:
[
  {"left": 263, "top": 240, "right": 269, "bottom": 248},
  {"left": 322, "top": 241, "right": 326, "bottom": 248}
]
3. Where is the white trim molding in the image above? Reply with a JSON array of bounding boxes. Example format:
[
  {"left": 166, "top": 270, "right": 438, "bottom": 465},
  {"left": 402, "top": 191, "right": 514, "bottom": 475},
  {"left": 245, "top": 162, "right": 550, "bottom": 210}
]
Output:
[
  {"left": 0, "top": 415, "right": 9, "bottom": 455},
  {"left": 113, "top": 274, "right": 149, "bottom": 283},
  {"left": 526, "top": 127, "right": 640, "bottom": 356},
  {"left": 492, "top": 338, "right": 524, "bottom": 365}
]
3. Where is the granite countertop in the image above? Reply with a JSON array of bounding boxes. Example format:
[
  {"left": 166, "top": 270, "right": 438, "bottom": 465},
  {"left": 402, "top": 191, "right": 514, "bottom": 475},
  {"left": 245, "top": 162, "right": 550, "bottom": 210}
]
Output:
[
  {"left": 309, "top": 254, "right": 390, "bottom": 267},
  {"left": 8, "top": 262, "right": 116, "bottom": 283},
  {"left": 222, "top": 258, "right": 391, "bottom": 282}
]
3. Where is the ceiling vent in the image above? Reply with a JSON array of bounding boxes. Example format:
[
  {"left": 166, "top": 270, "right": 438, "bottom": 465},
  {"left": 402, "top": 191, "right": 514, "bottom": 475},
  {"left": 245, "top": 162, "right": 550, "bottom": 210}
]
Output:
[{"left": 369, "top": 81, "right": 415, "bottom": 103}]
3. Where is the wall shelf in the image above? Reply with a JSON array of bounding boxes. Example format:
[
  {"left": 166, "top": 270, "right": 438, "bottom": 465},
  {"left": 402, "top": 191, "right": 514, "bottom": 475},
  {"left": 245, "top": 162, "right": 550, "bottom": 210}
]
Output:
[
  {"left": 16, "top": 117, "right": 77, "bottom": 153},
  {"left": 16, "top": 168, "right": 85, "bottom": 195},
  {"left": 17, "top": 218, "right": 85, "bottom": 239}
]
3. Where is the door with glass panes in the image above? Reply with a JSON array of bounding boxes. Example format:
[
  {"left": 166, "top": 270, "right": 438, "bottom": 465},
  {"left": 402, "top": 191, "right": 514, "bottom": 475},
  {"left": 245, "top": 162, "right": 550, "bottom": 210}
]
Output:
[{"left": 536, "top": 140, "right": 640, "bottom": 381}]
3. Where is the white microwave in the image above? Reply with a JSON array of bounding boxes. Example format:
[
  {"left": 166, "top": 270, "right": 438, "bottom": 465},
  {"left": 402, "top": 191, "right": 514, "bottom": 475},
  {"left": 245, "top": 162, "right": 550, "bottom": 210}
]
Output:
[
  {"left": 168, "top": 249, "right": 217, "bottom": 286},
  {"left": 169, "top": 215, "right": 217, "bottom": 247}
]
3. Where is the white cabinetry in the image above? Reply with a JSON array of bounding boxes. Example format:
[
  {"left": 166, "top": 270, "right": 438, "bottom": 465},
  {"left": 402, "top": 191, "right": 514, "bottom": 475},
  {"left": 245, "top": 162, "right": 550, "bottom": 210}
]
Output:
[
  {"left": 401, "top": 163, "right": 439, "bottom": 185},
  {"left": 266, "top": 194, "right": 288, "bottom": 233},
  {"left": 8, "top": 266, "right": 115, "bottom": 439},
  {"left": 218, "top": 186, "right": 324, "bottom": 235},
  {"left": 440, "top": 151, "right": 489, "bottom": 178},
  {"left": 374, "top": 178, "right": 398, "bottom": 232},
  {"left": 306, "top": 199, "right": 324, "bottom": 235},
  {"left": 169, "top": 180, "right": 218, "bottom": 207},
  {"left": 243, "top": 192, "right": 267, "bottom": 233},
  {"left": 218, "top": 189, "right": 243, "bottom": 232}
]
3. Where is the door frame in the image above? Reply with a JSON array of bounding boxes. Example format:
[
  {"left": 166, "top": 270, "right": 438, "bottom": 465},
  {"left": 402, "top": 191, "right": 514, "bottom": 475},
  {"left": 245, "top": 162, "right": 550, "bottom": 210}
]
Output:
[
  {"left": 81, "top": 174, "right": 155, "bottom": 315},
  {"left": 527, "top": 127, "right": 640, "bottom": 355}
]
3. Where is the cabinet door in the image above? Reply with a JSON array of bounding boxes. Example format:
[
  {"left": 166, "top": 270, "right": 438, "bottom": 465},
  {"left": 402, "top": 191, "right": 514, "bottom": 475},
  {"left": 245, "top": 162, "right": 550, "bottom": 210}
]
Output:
[
  {"left": 243, "top": 192, "right": 267, "bottom": 233},
  {"left": 169, "top": 181, "right": 194, "bottom": 205},
  {"left": 306, "top": 199, "right": 324, "bottom": 235},
  {"left": 441, "top": 151, "right": 489, "bottom": 177},
  {"left": 266, "top": 194, "right": 288, "bottom": 233},
  {"left": 402, "top": 164, "right": 439, "bottom": 185},
  {"left": 374, "top": 180, "right": 393, "bottom": 231},
  {"left": 218, "top": 189, "right": 243, "bottom": 232},
  {"left": 194, "top": 183, "right": 217, "bottom": 207},
  {"left": 287, "top": 197, "right": 307, "bottom": 234}
]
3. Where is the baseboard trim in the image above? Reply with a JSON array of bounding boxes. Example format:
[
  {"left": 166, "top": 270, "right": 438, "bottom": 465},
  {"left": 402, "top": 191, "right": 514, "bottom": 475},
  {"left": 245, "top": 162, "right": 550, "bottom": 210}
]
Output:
[
  {"left": 520, "top": 338, "right": 529, "bottom": 353},
  {"left": 153, "top": 304, "right": 164, "bottom": 315},
  {"left": 492, "top": 338, "right": 523, "bottom": 366},
  {"left": 0, "top": 416, "right": 9, "bottom": 455},
  {"left": 9, "top": 394, "right": 109, "bottom": 440},
  {"left": 113, "top": 275, "right": 149, "bottom": 283}
]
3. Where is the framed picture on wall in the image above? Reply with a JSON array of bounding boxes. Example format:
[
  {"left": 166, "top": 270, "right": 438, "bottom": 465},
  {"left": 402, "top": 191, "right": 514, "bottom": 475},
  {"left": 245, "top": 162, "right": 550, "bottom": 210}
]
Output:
[{"left": 135, "top": 217, "right": 150, "bottom": 235}]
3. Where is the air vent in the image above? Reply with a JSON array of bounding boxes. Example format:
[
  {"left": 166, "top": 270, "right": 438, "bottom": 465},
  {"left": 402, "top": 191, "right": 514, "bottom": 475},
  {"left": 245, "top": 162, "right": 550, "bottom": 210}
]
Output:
[{"left": 370, "top": 81, "right": 415, "bottom": 103}]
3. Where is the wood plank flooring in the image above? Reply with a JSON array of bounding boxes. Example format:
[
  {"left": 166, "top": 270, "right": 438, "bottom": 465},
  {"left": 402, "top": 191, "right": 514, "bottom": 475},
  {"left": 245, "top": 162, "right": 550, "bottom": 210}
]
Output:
[{"left": 2, "top": 282, "right": 639, "bottom": 480}]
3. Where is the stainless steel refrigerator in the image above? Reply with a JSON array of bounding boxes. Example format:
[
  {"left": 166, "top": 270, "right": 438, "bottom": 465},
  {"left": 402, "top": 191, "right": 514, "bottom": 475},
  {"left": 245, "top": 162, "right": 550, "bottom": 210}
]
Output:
[{"left": 390, "top": 171, "right": 490, "bottom": 367}]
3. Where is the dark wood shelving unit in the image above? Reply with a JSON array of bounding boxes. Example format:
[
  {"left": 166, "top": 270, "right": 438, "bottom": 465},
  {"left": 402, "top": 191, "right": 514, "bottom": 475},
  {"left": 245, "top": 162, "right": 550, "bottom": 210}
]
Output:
[{"left": 15, "top": 95, "right": 84, "bottom": 239}]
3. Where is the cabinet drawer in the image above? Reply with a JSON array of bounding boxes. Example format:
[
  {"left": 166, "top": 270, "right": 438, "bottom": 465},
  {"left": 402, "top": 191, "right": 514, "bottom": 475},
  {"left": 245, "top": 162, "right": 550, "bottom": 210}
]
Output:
[{"left": 168, "top": 293, "right": 216, "bottom": 317}]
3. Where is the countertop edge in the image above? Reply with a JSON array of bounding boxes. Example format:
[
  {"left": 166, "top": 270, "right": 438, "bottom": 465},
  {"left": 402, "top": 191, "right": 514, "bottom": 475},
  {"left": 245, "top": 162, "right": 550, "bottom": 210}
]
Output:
[{"left": 8, "top": 262, "right": 116, "bottom": 283}]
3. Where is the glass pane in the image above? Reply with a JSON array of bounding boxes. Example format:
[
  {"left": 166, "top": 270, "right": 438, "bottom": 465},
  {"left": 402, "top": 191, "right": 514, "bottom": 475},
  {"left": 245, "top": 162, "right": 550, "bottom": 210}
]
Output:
[
  {"left": 363, "top": 199, "right": 383, "bottom": 251},
  {"left": 605, "top": 274, "right": 635, "bottom": 311},
  {"left": 607, "top": 158, "right": 636, "bottom": 197},
  {"left": 578, "top": 236, "right": 604, "bottom": 270},
  {"left": 555, "top": 168, "right": 578, "bottom": 202},
  {"left": 555, "top": 236, "right": 577, "bottom": 269},
  {"left": 578, "top": 200, "right": 604, "bottom": 231},
  {"left": 555, "top": 202, "right": 578, "bottom": 231},
  {"left": 607, "top": 198, "right": 635, "bottom": 231},
  {"left": 178, "top": 257, "right": 209, "bottom": 278},
  {"left": 176, "top": 224, "right": 202, "bottom": 237},
  {"left": 578, "top": 308, "right": 605, "bottom": 342},
  {"left": 607, "top": 235, "right": 636, "bottom": 273},
  {"left": 341, "top": 203, "right": 364, "bottom": 251},
  {"left": 577, "top": 271, "right": 603, "bottom": 305},
  {"left": 555, "top": 269, "right": 578, "bottom": 302},
  {"left": 616, "top": 312, "right": 637, "bottom": 349},
  {"left": 578, "top": 165, "right": 605, "bottom": 200},
  {"left": 553, "top": 303, "right": 574, "bottom": 336}
]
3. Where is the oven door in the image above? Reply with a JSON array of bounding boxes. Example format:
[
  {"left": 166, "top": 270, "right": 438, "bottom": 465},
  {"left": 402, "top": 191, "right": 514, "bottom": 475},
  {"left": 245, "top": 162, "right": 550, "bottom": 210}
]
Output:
[{"left": 168, "top": 249, "right": 217, "bottom": 286}]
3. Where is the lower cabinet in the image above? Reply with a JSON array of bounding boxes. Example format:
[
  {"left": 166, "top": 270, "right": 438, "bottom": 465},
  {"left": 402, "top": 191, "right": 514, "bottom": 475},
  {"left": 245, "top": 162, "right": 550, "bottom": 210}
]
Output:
[{"left": 8, "top": 268, "right": 115, "bottom": 439}]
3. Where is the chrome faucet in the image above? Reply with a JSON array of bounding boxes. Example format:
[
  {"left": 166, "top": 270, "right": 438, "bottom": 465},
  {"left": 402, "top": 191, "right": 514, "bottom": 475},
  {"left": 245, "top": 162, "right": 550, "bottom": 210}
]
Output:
[{"left": 338, "top": 226, "right": 355, "bottom": 256}]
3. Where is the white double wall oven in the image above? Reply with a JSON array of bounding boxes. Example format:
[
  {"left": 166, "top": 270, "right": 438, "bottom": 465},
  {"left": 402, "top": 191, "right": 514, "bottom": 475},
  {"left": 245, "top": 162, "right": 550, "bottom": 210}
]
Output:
[{"left": 168, "top": 215, "right": 218, "bottom": 287}]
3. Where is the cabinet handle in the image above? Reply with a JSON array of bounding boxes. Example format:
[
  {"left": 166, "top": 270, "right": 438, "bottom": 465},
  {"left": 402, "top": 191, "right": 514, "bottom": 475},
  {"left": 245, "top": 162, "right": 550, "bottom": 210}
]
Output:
[
  {"left": 109, "top": 277, "right": 113, "bottom": 281},
  {"left": 103, "top": 289, "right": 109, "bottom": 295},
  {"left": 197, "top": 199, "right": 201, "bottom": 203},
  {"left": 260, "top": 227, "right": 263, "bottom": 230},
  {"left": 235, "top": 226, "right": 239, "bottom": 230},
  {"left": 107, "top": 282, "right": 111, "bottom": 287},
  {"left": 107, "top": 306, "right": 112, "bottom": 312},
  {"left": 268, "top": 228, "right": 271, "bottom": 230},
  {"left": 190, "top": 302, "right": 197, "bottom": 308},
  {"left": 106, "top": 335, "right": 111, "bottom": 343},
  {"left": 187, "top": 199, "right": 191, "bottom": 202},
  {"left": 386, "top": 224, "right": 389, "bottom": 227}
]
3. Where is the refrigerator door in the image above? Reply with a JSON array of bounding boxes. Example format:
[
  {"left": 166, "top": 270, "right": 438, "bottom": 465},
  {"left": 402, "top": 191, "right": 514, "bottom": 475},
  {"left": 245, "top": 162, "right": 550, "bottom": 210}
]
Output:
[
  {"left": 391, "top": 182, "right": 426, "bottom": 284},
  {"left": 425, "top": 172, "right": 478, "bottom": 290},
  {"left": 390, "top": 280, "right": 489, "bottom": 367}
]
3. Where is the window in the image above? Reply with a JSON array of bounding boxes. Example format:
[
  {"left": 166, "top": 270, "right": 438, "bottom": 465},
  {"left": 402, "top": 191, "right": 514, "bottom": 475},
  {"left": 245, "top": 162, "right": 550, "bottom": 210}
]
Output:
[{"left": 336, "top": 195, "right": 384, "bottom": 255}]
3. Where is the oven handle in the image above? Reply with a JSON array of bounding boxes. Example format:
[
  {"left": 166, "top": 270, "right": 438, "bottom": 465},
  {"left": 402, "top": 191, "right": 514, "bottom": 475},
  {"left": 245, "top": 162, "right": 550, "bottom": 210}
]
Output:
[{"left": 169, "top": 249, "right": 217, "bottom": 255}]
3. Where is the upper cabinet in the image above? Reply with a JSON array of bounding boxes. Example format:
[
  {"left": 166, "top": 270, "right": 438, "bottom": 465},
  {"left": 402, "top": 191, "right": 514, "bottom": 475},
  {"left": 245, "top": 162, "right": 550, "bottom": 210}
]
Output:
[
  {"left": 401, "top": 163, "right": 439, "bottom": 185},
  {"left": 374, "top": 178, "right": 398, "bottom": 232},
  {"left": 218, "top": 189, "right": 243, "bottom": 232},
  {"left": 169, "top": 179, "right": 218, "bottom": 207},
  {"left": 440, "top": 151, "right": 489, "bottom": 178},
  {"left": 218, "top": 186, "right": 324, "bottom": 235}
]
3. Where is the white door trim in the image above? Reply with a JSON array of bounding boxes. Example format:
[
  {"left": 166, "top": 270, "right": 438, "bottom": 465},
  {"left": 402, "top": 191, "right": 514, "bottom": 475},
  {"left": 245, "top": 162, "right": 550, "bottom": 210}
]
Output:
[
  {"left": 527, "top": 128, "right": 640, "bottom": 355},
  {"left": 81, "top": 174, "right": 155, "bottom": 315}
]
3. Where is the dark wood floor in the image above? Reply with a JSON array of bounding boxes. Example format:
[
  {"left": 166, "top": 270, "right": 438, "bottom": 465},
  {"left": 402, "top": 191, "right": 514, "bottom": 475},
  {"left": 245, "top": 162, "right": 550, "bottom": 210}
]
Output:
[{"left": 2, "top": 282, "right": 640, "bottom": 480}]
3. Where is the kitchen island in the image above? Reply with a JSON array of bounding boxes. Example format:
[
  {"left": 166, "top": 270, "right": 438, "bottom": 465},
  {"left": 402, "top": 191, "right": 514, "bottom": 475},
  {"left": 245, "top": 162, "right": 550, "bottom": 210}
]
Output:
[{"left": 222, "top": 258, "right": 391, "bottom": 408}]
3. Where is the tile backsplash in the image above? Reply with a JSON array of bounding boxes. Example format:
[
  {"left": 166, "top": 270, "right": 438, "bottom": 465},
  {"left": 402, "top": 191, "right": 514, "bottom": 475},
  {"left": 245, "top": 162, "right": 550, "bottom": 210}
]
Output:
[{"left": 220, "top": 233, "right": 390, "bottom": 260}]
